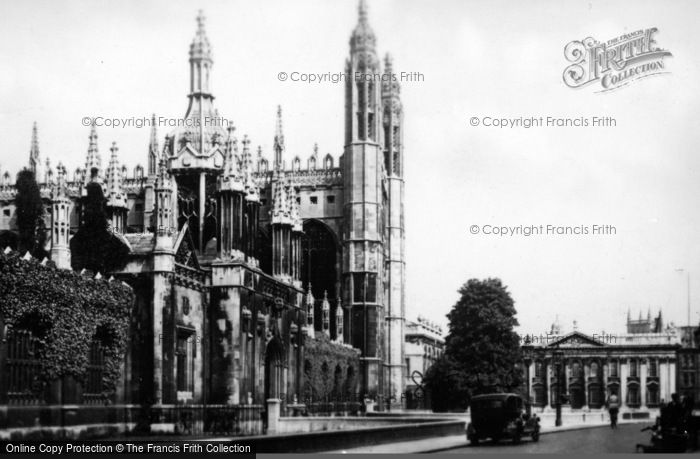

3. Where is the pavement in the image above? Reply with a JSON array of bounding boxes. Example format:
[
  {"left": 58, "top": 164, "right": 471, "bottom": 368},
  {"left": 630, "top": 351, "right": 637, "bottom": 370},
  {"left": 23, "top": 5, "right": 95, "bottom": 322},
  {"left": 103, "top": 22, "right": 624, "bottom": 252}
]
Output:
[{"left": 319, "top": 421, "right": 648, "bottom": 454}]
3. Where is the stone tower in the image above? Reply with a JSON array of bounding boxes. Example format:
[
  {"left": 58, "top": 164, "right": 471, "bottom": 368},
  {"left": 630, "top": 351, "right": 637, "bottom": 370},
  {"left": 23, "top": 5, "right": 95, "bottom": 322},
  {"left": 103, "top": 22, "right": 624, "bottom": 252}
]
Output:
[
  {"left": 382, "top": 53, "right": 406, "bottom": 406},
  {"left": 342, "top": 0, "right": 388, "bottom": 398}
]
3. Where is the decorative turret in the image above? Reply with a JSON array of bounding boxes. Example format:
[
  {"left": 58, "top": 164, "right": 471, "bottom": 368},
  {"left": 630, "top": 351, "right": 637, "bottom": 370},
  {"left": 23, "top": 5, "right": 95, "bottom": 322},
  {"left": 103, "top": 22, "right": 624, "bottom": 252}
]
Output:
[
  {"left": 29, "top": 122, "right": 43, "bottom": 181},
  {"left": 273, "top": 105, "right": 285, "bottom": 171},
  {"left": 105, "top": 142, "right": 129, "bottom": 233},
  {"left": 83, "top": 124, "right": 102, "bottom": 188},
  {"left": 148, "top": 114, "right": 159, "bottom": 176},
  {"left": 336, "top": 296, "right": 344, "bottom": 343},
  {"left": 154, "top": 159, "right": 175, "bottom": 252},
  {"left": 219, "top": 126, "right": 243, "bottom": 192},
  {"left": 306, "top": 285, "right": 315, "bottom": 332},
  {"left": 44, "top": 158, "right": 53, "bottom": 186},
  {"left": 288, "top": 177, "right": 303, "bottom": 287},
  {"left": 217, "top": 125, "right": 247, "bottom": 261},
  {"left": 346, "top": 0, "right": 381, "bottom": 144},
  {"left": 241, "top": 136, "right": 259, "bottom": 202},
  {"left": 308, "top": 143, "right": 318, "bottom": 170},
  {"left": 271, "top": 173, "right": 291, "bottom": 226},
  {"left": 322, "top": 291, "right": 331, "bottom": 336},
  {"left": 350, "top": 0, "right": 376, "bottom": 55},
  {"left": 50, "top": 163, "right": 72, "bottom": 270},
  {"left": 270, "top": 168, "right": 292, "bottom": 282}
]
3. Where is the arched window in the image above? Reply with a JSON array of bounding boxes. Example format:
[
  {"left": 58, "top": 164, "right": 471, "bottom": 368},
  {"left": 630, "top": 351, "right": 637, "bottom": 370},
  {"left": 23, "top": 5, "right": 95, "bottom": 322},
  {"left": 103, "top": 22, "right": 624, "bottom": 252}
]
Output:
[
  {"left": 590, "top": 361, "right": 599, "bottom": 378},
  {"left": 301, "top": 220, "right": 339, "bottom": 336}
]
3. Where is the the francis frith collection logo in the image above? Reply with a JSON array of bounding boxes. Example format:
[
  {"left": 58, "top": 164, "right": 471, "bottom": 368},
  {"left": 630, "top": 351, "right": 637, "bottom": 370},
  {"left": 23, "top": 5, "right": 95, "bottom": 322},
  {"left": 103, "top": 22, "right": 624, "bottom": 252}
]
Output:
[{"left": 563, "top": 28, "right": 672, "bottom": 92}]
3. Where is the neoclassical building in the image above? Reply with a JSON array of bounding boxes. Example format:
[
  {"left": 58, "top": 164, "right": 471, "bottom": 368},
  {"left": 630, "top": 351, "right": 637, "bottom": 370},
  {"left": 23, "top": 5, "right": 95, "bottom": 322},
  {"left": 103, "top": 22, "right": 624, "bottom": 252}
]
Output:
[
  {"left": 522, "top": 312, "right": 681, "bottom": 419},
  {"left": 0, "top": 0, "right": 406, "bottom": 414},
  {"left": 403, "top": 317, "right": 444, "bottom": 409}
]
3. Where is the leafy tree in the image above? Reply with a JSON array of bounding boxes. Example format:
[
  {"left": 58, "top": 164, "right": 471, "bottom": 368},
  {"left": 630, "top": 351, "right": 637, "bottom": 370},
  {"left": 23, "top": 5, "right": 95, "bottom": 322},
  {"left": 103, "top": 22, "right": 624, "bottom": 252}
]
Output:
[
  {"left": 70, "top": 182, "right": 129, "bottom": 273},
  {"left": 14, "top": 169, "right": 45, "bottom": 257},
  {"left": 443, "top": 278, "right": 523, "bottom": 398},
  {"left": 423, "top": 355, "right": 471, "bottom": 412}
]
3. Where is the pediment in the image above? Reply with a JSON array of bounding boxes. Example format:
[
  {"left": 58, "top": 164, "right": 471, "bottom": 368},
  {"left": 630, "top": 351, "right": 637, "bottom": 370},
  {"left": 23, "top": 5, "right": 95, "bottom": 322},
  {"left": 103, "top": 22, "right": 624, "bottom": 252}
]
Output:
[{"left": 546, "top": 331, "right": 605, "bottom": 348}]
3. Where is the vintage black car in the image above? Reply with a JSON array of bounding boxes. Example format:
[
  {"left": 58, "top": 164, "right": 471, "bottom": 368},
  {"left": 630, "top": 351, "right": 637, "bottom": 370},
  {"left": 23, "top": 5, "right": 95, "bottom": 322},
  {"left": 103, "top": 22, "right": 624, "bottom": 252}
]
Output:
[{"left": 466, "top": 393, "right": 540, "bottom": 445}]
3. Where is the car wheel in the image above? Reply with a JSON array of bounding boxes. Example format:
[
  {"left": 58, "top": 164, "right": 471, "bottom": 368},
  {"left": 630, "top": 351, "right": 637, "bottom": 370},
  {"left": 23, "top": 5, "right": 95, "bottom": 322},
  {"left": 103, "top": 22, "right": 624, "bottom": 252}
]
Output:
[
  {"left": 513, "top": 433, "right": 521, "bottom": 444},
  {"left": 469, "top": 435, "right": 479, "bottom": 446},
  {"left": 532, "top": 431, "right": 540, "bottom": 442}
]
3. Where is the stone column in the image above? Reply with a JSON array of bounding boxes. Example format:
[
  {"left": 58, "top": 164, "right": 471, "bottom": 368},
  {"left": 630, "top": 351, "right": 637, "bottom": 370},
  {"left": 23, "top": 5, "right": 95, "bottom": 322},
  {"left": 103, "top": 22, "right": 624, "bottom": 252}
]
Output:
[
  {"left": 603, "top": 360, "right": 609, "bottom": 397},
  {"left": 640, "top": 359, "right": 647, "bottom": 408},
  {"left": 660, "top": 358, "right": 668, "bottom": 402},
  {"left": 583, "top": 360, "right": 590, "bottom": 409},
  {"left": 620, "top": 358, "right": 628, "bottom": 407},
  {"left": 669, "top": 358, "right": 676, "bottom": 395},
  {"left": 547, "top": 359, "right": 554, "bottom": 408},
  {"left": 529, "top": 360, "right": 536, "bottom": 402}
]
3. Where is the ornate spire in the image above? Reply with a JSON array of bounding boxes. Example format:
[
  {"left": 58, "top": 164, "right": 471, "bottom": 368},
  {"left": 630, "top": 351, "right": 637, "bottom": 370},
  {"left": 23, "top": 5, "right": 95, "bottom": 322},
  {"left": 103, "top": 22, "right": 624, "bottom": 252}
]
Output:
[
  {"left": 155, "top": 157, "right": 172, "bottom": 191},
  {"left": 52, "top": 162, "right": 69, "bottom": 200},
  {"left": 190, "top": 10, "right": 212, "bottom": 65},
  {"left": 322, "top": 291, "right": 331, "bottom": 335},
  {"left": 288, "top": 177, "right": 302, "bottom": 232},
  {"left": 350, "top": 0, "right": 376, "bottom": 54},
  {"left": 321, "top": 290, "right": 331, "bottom": 336},
  {"left": 105, "top": 142, "right": 128, "bottom": 209},
  {"left": 271, "top": 170, "right": 290, "bottom": 225},
  {"left": 148, "top": 114, "right": 159, "bottom": 176},
  {"left": 273, "top": 105, "right": 285, "bottom": 170},
  {"left": 29, "top": 122, "right": 41, "bottom": 177},
  {"left": 240, "top": 135, "right": 259, "bottom": 202},
  {"left": 306, "top": 283, "right": 315, "bottom": 321},
  {"left": 308, "top": 143, "right": 319, "bottom": 170},
  {"left": 219, "top": 125, "right": 244, "bottom": 192},
  {"left": 45, "top": 157, "right": 53, "bottom": 185},
  {"left": 336, "top": 295, "right": 344, "bottom": 343},
  {"left": 84, "top": 124, "right": 101, "bottom": 184}
]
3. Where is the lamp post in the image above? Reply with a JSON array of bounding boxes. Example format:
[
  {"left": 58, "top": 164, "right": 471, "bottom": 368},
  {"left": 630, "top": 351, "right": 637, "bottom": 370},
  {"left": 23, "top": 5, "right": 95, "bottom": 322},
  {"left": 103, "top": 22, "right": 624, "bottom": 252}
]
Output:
[
  {"left": 675, "top": 269, "right": 691, "bottom": 327},
  {"left": 553, "top": 349, "right": 564, "bottom": 427}
]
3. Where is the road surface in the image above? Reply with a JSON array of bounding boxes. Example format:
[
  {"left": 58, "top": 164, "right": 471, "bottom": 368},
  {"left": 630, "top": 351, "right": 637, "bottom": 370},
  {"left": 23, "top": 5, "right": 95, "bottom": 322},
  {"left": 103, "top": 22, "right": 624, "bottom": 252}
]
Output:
[{"left": 442, "top": 424, "right": 653, "bottom": 454}]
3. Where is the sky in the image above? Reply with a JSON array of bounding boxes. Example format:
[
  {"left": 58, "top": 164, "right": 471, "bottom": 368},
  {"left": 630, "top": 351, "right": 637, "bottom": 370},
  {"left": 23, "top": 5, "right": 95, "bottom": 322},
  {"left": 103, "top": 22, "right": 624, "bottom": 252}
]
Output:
[{"left": 1, "top": 0, "right": 700, "bottom": 335}]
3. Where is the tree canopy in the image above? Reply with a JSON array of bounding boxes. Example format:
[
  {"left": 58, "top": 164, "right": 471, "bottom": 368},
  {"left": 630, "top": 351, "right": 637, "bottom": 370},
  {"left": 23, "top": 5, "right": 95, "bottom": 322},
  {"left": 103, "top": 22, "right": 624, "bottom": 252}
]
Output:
[
  {"left": 70, "top": 182, "right": 129, "bottom": 273},
  {"left": 426, "top": 278, "right": 523, "bottom": 409},
  {"left": 14, "top": 169, "right": 47, "bottom": 258}
]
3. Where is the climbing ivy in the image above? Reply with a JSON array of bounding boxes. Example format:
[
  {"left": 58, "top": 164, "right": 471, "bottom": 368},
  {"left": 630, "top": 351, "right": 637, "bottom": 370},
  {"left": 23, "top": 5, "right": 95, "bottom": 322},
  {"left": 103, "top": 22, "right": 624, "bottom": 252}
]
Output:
[
  {"left": 303, "top": 333, "right": 360, "bottom": 401},
  {"left": 0, "top": 250, "right": 133, "bottom": 398}
]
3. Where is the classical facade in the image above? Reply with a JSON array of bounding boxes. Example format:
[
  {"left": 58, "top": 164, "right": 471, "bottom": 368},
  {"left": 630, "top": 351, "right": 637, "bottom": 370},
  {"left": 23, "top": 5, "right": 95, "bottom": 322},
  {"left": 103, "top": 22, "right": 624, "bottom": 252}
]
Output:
[
  {"left": 678, "top": 325, "right": 700, "bottom": 403},
  {"left": 403, "top": 317, "right": 444, "bottom": 409},
  {"left": 0, "top": 0, "right": 406, "bottom": 414},
  {"left": 522, "top": 312, "right": 682, "bottom": 420}
]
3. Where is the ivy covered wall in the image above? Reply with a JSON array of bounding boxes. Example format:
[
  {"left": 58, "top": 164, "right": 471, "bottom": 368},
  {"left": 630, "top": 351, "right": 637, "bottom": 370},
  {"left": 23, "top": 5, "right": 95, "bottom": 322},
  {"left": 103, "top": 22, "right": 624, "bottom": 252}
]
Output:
[
  {"left": 302, "top": 333, "right": 360, "bottom": 402},
  {"left": 0, "top": 250, "right": 133, "bottom": 399}
]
